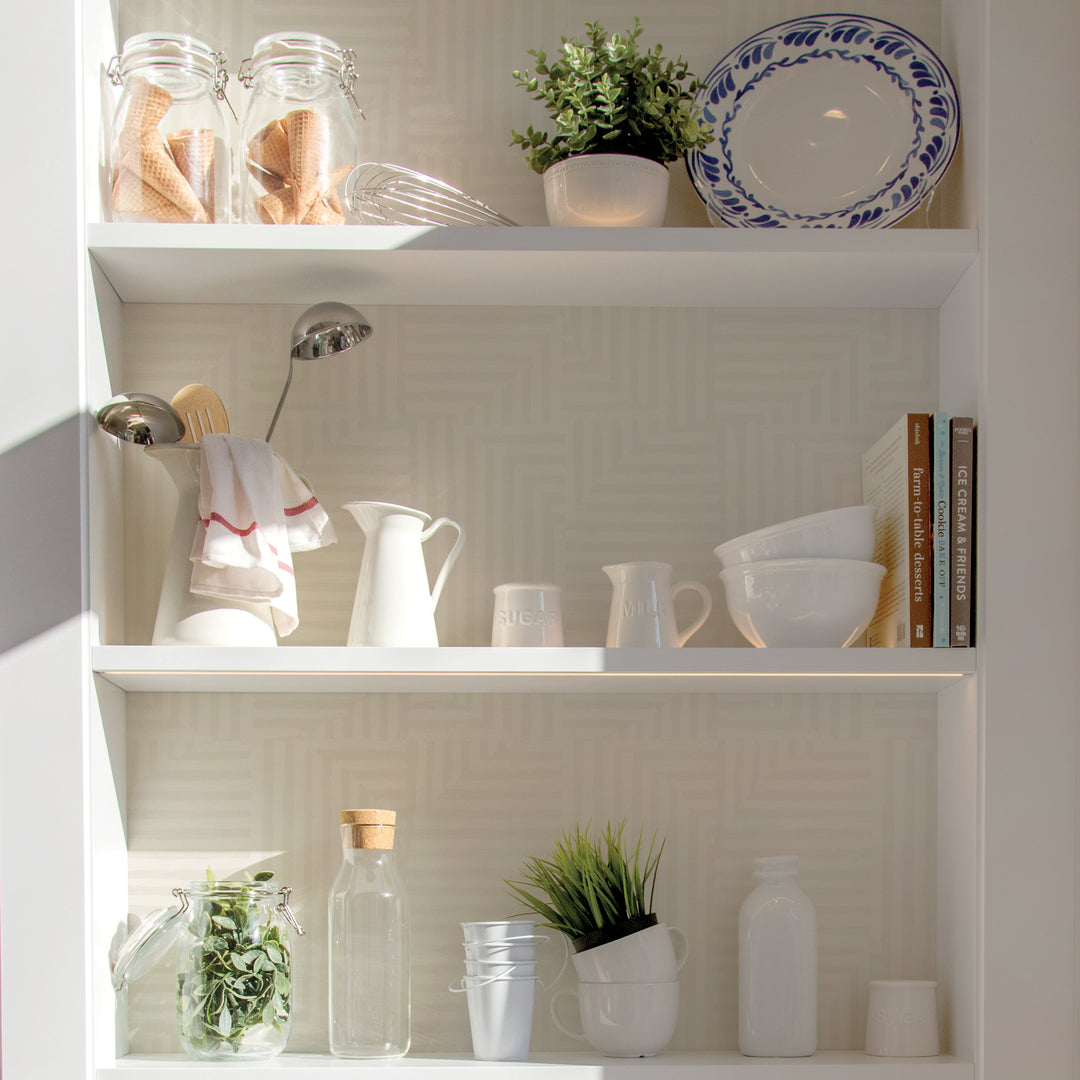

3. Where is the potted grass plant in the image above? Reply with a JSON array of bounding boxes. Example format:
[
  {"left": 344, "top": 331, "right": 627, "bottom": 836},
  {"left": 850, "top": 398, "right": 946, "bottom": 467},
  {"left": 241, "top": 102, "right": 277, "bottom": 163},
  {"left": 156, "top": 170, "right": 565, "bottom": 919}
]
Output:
[
  {"left": 506, "top": 821, "right": 686, "bottom": 982},
  {"left": 510, "top": 18, "right": 713, "bottom": 226}
]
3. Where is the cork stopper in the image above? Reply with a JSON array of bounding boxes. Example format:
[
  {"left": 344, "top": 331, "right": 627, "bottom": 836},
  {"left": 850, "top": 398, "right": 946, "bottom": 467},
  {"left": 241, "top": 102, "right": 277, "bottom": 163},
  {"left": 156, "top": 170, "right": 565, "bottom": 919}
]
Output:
[{"left": 341, "top": 808, "right": 396, "bottom": 850}]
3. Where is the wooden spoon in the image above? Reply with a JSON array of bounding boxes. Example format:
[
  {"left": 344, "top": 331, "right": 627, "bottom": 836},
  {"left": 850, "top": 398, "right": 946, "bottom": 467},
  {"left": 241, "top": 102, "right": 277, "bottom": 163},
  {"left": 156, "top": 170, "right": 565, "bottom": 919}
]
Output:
[{"left": 171, "top": 384, "right": 230, "bottom": 443}]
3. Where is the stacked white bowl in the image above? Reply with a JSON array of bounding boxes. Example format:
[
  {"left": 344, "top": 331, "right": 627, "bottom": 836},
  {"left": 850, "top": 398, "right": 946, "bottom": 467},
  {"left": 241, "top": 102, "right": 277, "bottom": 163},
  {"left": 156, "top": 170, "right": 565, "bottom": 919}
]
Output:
[{"left": 713, "top": 505, "right": 885, "bottom": 648}]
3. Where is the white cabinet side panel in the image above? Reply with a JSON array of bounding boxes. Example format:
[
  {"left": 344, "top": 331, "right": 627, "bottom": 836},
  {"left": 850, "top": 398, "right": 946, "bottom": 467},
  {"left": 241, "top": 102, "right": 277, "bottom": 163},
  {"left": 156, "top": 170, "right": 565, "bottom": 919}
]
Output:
[{"left": 979, "top": 2, "right": 1080, "bottom": 1078}]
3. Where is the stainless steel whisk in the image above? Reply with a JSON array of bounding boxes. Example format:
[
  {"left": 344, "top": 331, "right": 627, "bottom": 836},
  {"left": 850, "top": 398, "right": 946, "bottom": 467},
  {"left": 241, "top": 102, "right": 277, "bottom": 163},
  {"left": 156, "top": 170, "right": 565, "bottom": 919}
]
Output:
[{"left": 345, "top": 163, "right": 517, "bottom": 227}]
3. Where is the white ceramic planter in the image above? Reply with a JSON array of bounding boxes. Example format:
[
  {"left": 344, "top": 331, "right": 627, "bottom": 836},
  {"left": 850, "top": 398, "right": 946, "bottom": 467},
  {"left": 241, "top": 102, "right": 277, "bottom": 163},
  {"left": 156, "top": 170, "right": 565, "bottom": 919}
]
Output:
[{"left": 543, "top": 154, "right": 670, "bottom": 227}]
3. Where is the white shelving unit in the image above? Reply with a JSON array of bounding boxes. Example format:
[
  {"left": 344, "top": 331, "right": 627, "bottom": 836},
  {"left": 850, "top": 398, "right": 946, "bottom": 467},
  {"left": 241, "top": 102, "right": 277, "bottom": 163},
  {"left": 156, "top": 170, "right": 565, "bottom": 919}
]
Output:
[
  {"left": 87, "top": 224, "right": 977, "bottom": 307},
  {"left": 2, "top": 2, "right": 1078, "bottom": 1080},
  {"left": 103, "top": 1051, "right": 973, "bottom": 1078},
  {"left": 93, "top": 645, "right": 976, "bottom": 694}
]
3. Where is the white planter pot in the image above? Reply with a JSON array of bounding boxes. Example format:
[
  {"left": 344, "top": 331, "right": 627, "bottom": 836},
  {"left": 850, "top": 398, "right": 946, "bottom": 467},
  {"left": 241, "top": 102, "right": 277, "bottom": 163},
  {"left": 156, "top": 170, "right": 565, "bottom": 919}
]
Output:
[{"left": 543, "top": 154, "right": 670, "bottom": 226}]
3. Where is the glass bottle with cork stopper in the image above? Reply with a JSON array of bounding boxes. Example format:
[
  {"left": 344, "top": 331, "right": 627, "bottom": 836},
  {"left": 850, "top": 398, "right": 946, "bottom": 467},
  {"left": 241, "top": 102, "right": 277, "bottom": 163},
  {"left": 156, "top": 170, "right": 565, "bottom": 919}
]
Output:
[{"left": 328, "top": 809, "right": 410, "bottom": 1058}]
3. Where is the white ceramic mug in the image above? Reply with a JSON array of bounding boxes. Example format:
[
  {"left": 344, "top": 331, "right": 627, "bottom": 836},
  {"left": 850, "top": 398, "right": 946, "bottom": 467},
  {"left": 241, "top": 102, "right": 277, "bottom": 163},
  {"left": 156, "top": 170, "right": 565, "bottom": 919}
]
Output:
[
  {"left": 603, "top": 561, "right": 712, "bottom": 647},
  {"left": 491, "top": 583, "right": 564, "bottom": 646},
  {"left": 865, "top": 980, "right": 939, "bottom": 1057},
  {"left": 551, "top": 981, "right": 679, "bottom": 1057},
  {"left": 571, "top": 923, "right": 688, "bottom": 983}
]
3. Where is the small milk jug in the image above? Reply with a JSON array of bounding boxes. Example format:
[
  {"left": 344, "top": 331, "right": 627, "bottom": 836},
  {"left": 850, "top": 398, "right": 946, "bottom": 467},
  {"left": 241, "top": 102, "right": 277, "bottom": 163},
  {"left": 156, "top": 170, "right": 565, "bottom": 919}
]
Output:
[
  {"left": 343, "top": 502, "right": 465, "bottom": 646},
  {"left": 603, "top": 561, "right": 712, "bottom": 647},
  {"left": 738, "top": 855, "right": 817, "bottom": 1057}
]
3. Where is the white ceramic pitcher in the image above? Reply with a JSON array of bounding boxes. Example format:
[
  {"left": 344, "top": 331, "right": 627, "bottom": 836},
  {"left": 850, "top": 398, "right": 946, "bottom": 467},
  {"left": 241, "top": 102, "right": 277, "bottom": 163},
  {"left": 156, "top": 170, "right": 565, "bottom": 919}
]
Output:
[
  {"left": 343, "top": 501, "right": 465, "bottom": 646},
  {"left": 603, "top": 561, "right": 712, "bottom": 647}
]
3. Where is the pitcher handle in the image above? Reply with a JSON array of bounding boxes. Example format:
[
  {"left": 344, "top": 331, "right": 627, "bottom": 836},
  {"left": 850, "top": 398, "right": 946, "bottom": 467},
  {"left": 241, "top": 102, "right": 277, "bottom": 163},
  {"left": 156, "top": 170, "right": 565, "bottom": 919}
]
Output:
[
  {"left": 672, "top": 581, "right": 712, "bottom": 646},
  {"left": 421, "top": 517, "right": 465, "bottom": 611}
]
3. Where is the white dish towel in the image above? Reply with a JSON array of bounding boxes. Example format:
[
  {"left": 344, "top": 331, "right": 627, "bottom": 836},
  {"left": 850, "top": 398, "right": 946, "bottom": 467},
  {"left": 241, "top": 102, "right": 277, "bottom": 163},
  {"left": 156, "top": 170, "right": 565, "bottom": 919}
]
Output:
[{"left": 189, "top": 433, "right": 337, "bottom": 636}]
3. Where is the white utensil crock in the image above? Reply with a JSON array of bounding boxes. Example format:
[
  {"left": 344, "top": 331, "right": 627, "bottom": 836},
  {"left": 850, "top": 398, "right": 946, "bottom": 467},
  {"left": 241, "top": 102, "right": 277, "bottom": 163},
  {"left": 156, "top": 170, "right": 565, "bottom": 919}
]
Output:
[{"left": 146, "top": 445, "right": 277, "bottom": 646}]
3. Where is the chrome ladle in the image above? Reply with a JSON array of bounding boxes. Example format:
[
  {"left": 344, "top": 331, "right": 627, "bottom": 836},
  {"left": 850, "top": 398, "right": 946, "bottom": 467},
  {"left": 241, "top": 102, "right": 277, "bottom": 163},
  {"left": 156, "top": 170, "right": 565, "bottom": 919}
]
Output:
[
  {"left": 265, "top": 301, "right": 373, "bottom": 442},
  {"left": 96, "top": 392, "right": 186, "bottom": 446}
]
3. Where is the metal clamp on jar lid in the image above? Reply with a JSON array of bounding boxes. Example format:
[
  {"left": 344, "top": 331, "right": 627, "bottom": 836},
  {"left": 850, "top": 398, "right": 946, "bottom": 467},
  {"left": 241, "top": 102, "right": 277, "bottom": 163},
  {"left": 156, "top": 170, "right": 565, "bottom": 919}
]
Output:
[
  {"left": 238, "top": 32, "right": 363, "bottom": 114},
  {"left": 341, "top": 808, "right": 397, "bottom": 849},
  {"left": 111, "top": 878, "right": 304, "bottom": 993},
  {"left": 109, "top": 32, "right": 230, "bottom": 104}
]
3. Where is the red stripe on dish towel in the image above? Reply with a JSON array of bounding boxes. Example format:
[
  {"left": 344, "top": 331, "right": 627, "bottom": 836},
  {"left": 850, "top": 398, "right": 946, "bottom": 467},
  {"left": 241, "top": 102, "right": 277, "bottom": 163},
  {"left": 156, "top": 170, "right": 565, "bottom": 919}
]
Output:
[
  {"left": 284, "top": 495, "right": 319, "bottom": 517},
  {"left": 205, "top": 511, "right": 259, "bottom": 537},
  {"left": 198, "top": 516, "right": 296, "bottom": 577}
]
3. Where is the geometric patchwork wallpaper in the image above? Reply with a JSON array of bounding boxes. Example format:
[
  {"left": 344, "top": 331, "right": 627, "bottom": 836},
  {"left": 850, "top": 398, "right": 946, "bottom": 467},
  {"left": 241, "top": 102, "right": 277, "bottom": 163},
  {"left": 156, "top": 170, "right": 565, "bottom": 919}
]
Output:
[
  {"left": 119, "top": 304, "right": 938, "bottom": 650},
  {"left": 116, "top": 299, "right": 941, "bottom": 1052},
  {"left": 124, "top": 690, "right": 937, "bottom": 1053},
  {"left": 116, "top": 0, "right": 950, "bottom": 232},
  {"left": 113, "top": 0, "right": 949, "bottom": 1057}
]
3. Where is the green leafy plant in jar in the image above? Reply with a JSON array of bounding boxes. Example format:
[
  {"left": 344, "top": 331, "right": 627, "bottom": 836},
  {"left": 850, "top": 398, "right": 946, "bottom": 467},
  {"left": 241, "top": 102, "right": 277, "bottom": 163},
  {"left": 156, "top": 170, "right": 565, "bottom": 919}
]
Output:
[{"left": 177, "top": 871, "right": 297, "bottom": 1060}]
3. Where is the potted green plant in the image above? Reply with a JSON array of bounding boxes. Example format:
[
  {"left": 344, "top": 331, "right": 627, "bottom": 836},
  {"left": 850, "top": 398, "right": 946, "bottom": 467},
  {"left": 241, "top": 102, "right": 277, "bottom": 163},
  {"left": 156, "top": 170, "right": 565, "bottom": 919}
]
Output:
[
  {"left": 510, "top": 18, "right": 713, "bottom": 226},
  {"left": 505, "top": 821, "right": 687, "bottom": 982}
]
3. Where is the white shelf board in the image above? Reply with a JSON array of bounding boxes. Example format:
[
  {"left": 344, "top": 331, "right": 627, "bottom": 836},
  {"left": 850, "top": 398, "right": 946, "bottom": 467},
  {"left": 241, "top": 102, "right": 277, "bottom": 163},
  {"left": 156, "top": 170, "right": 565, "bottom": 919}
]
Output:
[
  {"left": 92, "top": 646, "right": 976, "bottom": 694},
  {"left": 101, "top": 1051, "right": 973, "bottom": 1077},
  {"left": 86, "top": 225, "right": 977, "bottom": 308}
]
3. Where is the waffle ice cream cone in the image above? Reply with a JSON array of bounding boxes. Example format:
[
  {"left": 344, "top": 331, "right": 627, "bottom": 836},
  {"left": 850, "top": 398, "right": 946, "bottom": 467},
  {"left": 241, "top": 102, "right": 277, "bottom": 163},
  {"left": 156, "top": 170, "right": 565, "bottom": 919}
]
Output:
[
  {"left": 167, "top": 128, "right": 216, "bottom": 221},
  {"left": 122, "top": 136, "right": 209, "bottom": 223},
  {"left": 286, "top": 109, "right": 331, "bottom": 223},
  {"left": 300, "top": 199, "right": 345, "bottom": 225},
  {"left": 325, "top": 163, "right": 354, "bottom": 215},
  {"left": 118, "top": 75, "right": 172, "bottom": 155},
  {"left": 112, "top": 166, "right": 193, "bottom": 223},
  {"left": 255, "top": 185, "right": 298, "bottom": 225},
  {"left": 246, "top": 118, "right": 291, "bottom": 191}
]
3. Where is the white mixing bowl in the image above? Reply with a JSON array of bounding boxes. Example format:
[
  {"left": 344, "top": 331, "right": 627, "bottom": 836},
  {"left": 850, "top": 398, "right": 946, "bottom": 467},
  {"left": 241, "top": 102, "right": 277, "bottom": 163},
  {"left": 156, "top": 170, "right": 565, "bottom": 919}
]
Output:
[
  {"left": 713, "top": 505, "right": 876, "bottom": 569},
  {"left": 718, "top": 557, "right": 886, "bottom": 648}
]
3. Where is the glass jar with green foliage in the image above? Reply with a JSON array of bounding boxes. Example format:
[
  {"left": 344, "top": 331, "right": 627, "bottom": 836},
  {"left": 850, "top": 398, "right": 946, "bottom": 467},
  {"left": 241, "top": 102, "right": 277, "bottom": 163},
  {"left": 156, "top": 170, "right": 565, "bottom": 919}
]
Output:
[
  {"left": 176, "top": 874, "right": 302, "bottom": 1060},
  {"left": 510, "top": 18, "right": 713, "bottom": 174}
]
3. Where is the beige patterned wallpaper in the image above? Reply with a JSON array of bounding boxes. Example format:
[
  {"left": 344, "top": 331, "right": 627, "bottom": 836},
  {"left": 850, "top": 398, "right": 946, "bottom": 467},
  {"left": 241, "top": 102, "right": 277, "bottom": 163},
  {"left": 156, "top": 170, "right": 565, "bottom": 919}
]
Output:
[
  {"left": 118, "top": 301, "right": 941, "bottom": 1054},
  {"left": 110, "top": 0, "right": 955, "bottom": 228},
  {"left": 124, "top": 691, "right": 937, "bottom": 1054},
  {"left": 119, "top": 304, "right": 937, "bottom": 649},
  {"left": 112, "top": 0, "right": 949, "bottom": 1058}
]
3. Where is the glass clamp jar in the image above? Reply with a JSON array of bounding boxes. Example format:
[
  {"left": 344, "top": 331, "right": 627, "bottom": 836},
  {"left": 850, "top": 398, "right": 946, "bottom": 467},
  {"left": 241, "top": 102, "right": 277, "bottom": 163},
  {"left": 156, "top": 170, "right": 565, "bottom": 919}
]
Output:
[
  {"left": 237, "top": 32, "right": 363, "bottom": 224},
  {"left": 111, "top": 877, "right": 304, "bottom": 1061},
  {"left": 107, "top": 33, "right": 233, "bottom": 223}
]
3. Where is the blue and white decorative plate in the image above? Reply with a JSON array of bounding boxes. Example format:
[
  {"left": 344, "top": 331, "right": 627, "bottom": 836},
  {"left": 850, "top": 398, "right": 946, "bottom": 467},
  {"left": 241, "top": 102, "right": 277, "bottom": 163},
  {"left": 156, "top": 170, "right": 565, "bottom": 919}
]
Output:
[{"left": 686, "top": 14, "right": 960, "bottom": 228}]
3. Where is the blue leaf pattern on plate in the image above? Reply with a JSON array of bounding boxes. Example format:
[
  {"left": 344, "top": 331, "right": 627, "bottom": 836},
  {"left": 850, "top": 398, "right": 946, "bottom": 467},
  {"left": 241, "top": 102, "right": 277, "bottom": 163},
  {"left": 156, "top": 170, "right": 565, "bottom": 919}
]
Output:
[{"left": 685, "top": 13, "right": 960, "bottom": 228}]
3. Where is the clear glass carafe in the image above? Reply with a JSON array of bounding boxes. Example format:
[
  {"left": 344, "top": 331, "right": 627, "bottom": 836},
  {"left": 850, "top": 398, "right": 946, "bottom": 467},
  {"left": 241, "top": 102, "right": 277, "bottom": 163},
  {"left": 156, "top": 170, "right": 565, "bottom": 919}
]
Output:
[
  {"left": 329, "top": 809, "right": 411, "bottom": 1057},
  {"left": 107, "top": 33, "right": 231, "bottom": 223},
  {"left": 238, "top": 32, "right": 362, "bottom": 224}
]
